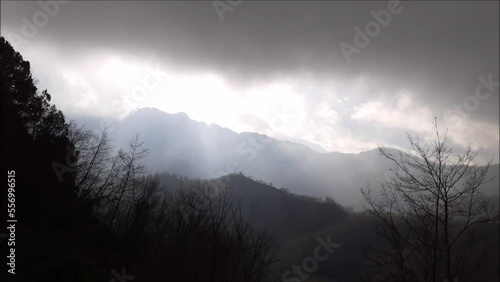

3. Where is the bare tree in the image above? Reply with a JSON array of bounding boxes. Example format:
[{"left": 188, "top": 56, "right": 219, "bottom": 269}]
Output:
[
  {"left": 107, "top": 134, "right": 147, "bottom": 229},
  {"left": 64, "top": 122, "right": 278, "bottom": 281},
  {"left": 133, "top": 179, "right": 278, "bottom": 281},
  {"left": 361, "top": 120, "right": 499, "bottom": 282},
  {"left": 68, "top": 121, "right": 114, "bottom": 199}
]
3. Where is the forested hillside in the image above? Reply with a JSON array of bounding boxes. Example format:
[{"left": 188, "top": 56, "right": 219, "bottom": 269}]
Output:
[{"left": 1, "top": 37, "right": 278, "bottom": 282}]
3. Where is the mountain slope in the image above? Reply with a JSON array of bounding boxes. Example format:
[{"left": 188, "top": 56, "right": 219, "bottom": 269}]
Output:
[
  {"left": 75, "top": 107, "right": 500, "bottom": 209},
  {"left": 158, "top": 172, "right": 349, "bottom": 243}
]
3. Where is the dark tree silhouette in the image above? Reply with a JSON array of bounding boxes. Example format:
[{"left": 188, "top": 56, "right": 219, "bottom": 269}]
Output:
[
  {"left": 1, "top": 36, "right": 120, "bottom": 281},
  {"left": 0, "top": 36, "right": 293, "bottom": 282},
  {"left": 361, "top": 121, "right": 499, "bottom": 282},
  {"left": 1, "top": 36, "right": 75, "bottom": 190}
]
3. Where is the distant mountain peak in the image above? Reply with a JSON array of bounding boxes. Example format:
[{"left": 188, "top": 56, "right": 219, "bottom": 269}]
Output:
[
  {"left": 173, "top": 111, "right": 189, "bottom": 119},
  {"left": 133, "top": 107, "right": 165, "bottom": 115},
  {"left": 131, "top": 107, "right": 188, "bottom": 118},
  {"left": 288, "top": 137, "right": 329, "bottom": 154}
]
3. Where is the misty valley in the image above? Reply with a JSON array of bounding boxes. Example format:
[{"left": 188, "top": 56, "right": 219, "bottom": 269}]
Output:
[
  {"left": 1, "top": 37, "right": 499, "bottom": 282},
  {"left": 1, "top": 1, "right": 499, "bottom": 282}
]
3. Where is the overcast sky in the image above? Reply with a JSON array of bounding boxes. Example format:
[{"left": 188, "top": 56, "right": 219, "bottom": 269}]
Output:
[{"left": 1, "top": 1, "right": 498, "bottom": 161}]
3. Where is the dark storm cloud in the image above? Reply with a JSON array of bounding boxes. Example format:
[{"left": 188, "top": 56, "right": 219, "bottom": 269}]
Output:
[
  {"left": 1, "top": 1, "right": 498, "bottom": 158},
  {"left": 3, "top": 1, "right": 498, "bottom": 106}
]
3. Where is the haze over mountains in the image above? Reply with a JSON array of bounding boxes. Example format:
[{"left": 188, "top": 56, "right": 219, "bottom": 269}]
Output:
[
  {"left": 74, "top": 107, "right": 499, "bottom": 209},
  {"left": 2, "top": 1, "right": 498, "bottom": 280}
]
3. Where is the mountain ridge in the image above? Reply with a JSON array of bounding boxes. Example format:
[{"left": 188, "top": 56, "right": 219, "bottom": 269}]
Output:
[{"left": 74, "top": 107, "right": 500, "bottom": 209}]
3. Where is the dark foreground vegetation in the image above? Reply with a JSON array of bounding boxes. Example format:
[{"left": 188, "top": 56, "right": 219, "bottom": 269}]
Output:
[
  {"left": 1, "top": 37, "right": 277, "bottom": 281},
  {"left": 1, "top": 36, "right": 498, "bottom": 281}
]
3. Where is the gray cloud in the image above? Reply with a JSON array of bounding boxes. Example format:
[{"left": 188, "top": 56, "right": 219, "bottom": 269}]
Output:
[{"left": 1, "top": 1, "right": 498, "bottom": 160}]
